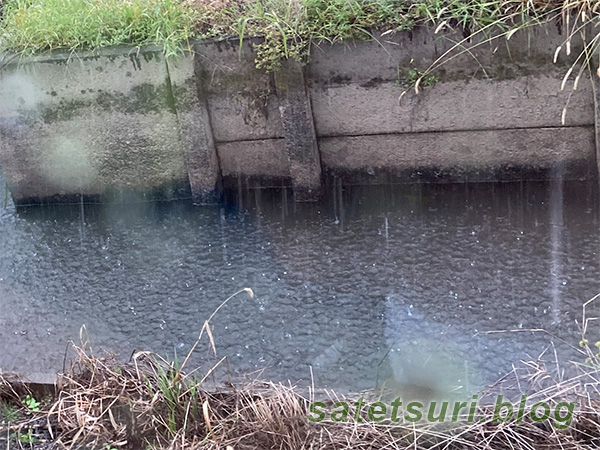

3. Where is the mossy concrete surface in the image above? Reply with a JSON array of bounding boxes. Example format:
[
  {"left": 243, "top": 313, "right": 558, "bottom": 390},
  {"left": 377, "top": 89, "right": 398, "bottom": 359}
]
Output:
[
  {"left": 194, "top": 38, "right": 284, "bottom": 143},
  {"left": 167, "top": 52, "right": 221, "bottom": 203},
  {"left": 0, "top": 24, "right": 598, "bottom": 204},
  {"left": 0, "top": 47, "right": 190, "bottom": 202}
]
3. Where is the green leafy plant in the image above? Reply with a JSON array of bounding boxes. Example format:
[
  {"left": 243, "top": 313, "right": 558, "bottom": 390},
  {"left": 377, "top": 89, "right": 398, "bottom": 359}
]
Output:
[
  {"left": 17, "top": 428, "right": 39, "bottom": 444},
  {"left": 407, "top": 68, "right": 438, "bottom": 89},
  {"left": 22, "top": 394, "right": 40, "bottom": 412},
  {"left": 580, "top": 339, "right": 600, "bottom": 367},
  {"left": 578, "top": 294, "right": 600, "bottom": 369},
  {"left": 397, "top": 59, "right": 439, "bottom": 90}
]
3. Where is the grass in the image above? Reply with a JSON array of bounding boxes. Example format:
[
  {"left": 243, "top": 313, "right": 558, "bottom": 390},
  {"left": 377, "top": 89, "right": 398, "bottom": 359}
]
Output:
[
  {"left": 0, "top": 0, "right": 200, "bottom": 56},
  {"left": 0, "top": 342, "right": 599, "bottom": 449},
  {"left": 0, "top": 400, "right": 18, "bottom": 423},
  {"left": 0, "top": 0, "right": 599, "bottom": 80}
]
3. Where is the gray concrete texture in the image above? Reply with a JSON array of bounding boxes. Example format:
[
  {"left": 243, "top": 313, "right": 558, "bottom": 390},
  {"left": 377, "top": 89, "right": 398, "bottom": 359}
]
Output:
[
  {"left": 0, "top": 23, "right": 596, "bottom": 203},
  {"left": 320, "top": 127, "right": 596, "bottom": 182},
  {"left": 0, "top": 48, "right": 191, "bottom": 201}
]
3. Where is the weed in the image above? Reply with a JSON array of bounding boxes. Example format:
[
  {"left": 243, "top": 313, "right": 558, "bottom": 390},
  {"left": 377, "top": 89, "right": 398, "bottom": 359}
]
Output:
[
  {"left": 3, "top": 0, "right": 600, "bottom": 77},
  {"left": 397, "top": 59, "right": 439, "bottom": 89},
  {"left": 0, "top": 400, "right": 18, "bottom": 423},
  {"left": 578, "top": 293, "right": 600, "bottom": 369},
  {"left": 22, "top": 394, "right": 40, "bottom": 412},
  {"left": 17, "top": 428, "right": 39, "bottom": 444},
  {"left": 584, "top": 343, "right": 600, "bottom": 367},
  {"left": 409, "top": 69, "right": 438, "bottom": 87},
  {"left": 0, "top": 0, "right": 199, "bottom": 56},
  {"left": 18, "top": 348, "right": 600, "bottom": 450},
  {"left": 232, "top": 0, "right": 419, "bottom": 70}
]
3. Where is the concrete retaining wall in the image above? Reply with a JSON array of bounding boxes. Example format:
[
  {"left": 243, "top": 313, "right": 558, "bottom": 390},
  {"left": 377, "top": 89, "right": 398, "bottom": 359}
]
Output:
[
  {"left": 0, "top": 49, "right": 193, "bottom": 202},
  {"left": 0, "top": 24, "right": 596, "bottom": 203}
]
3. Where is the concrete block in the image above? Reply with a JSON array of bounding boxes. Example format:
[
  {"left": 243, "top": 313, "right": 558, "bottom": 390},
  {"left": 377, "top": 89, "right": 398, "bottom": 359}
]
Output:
[
  {"left": 168, "top": 52, "right": 221, "bottom": 203},
  {"left": 194, "top": 39, "right": 284, "bottom": 142},
  {"left": 217, "top": 138, "right": 289, "bottom": 179},
  {"left": 310, "top": 77, "right": 594, "bottom": 137},
  {"left": 319, "top": 127, "right": 596, "bottom": 183},
  {"left": 275, "top": 59, "right": 322, "bottom": 201},
  {"left": 0, "top": 47, "right": 188, "bottom": 202}
]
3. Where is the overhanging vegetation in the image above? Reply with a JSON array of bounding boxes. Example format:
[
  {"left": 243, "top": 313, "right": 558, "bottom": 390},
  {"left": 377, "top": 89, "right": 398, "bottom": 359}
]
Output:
[{"left": 0, "top": 0, "right": 598, "bottom": 73}]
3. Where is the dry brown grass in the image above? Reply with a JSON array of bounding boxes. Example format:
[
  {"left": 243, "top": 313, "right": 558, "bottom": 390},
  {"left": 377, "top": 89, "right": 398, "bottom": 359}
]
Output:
[
  {"left": 1, "top": 344, "right": 599, "bottom": 450},
  {"left": 2, "top": 291, "right": 600, "bottom": 449}
]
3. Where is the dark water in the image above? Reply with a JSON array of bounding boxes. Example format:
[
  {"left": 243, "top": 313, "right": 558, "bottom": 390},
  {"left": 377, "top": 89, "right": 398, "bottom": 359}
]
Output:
[{"left": 1, "top": 179, "right": 599, "bottom": 394}]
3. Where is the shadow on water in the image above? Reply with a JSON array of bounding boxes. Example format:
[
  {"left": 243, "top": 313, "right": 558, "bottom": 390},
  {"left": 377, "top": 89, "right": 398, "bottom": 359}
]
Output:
[{"left": 1, "top": 180, "right": 600, "bottom": 393}]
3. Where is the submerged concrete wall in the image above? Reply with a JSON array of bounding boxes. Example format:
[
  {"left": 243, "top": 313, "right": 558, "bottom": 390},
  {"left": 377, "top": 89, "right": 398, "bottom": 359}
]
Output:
[{"left": 0, "top": 24, "right": 596, "bottom": 203}]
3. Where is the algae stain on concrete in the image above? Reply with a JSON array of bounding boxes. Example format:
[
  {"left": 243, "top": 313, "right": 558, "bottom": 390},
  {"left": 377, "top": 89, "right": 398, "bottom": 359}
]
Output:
[{"left": 13, "top": 81, "right": 177, "bottom": 124}]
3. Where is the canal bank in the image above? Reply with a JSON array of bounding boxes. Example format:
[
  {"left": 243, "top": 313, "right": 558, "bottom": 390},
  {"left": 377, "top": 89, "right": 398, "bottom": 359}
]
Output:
[
  {"left": 2, "top": 348, "right": 598, "bottom": 450},
  {"left": 0, "top": 23, "right": 596, "bottom": 204}
]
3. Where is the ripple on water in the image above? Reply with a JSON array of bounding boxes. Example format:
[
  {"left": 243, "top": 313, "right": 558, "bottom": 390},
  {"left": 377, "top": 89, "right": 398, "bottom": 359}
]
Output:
[{"left": 0, "top": 181, "right": 599, "bottom": 392}]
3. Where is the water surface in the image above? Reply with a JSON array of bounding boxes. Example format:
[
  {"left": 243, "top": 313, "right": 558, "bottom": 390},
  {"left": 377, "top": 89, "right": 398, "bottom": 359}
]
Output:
[{"left": 1, "top": 179, "right": 599, "bottom": 393}]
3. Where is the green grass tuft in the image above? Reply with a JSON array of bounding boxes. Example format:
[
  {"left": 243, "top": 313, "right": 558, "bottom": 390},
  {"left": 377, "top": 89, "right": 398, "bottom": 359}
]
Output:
[
  {"left": 0, "top": 0, "right": 199, "bottom": 56},
  {"left": 1, "top": 0, "right": 599, "bottom": 78}
]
